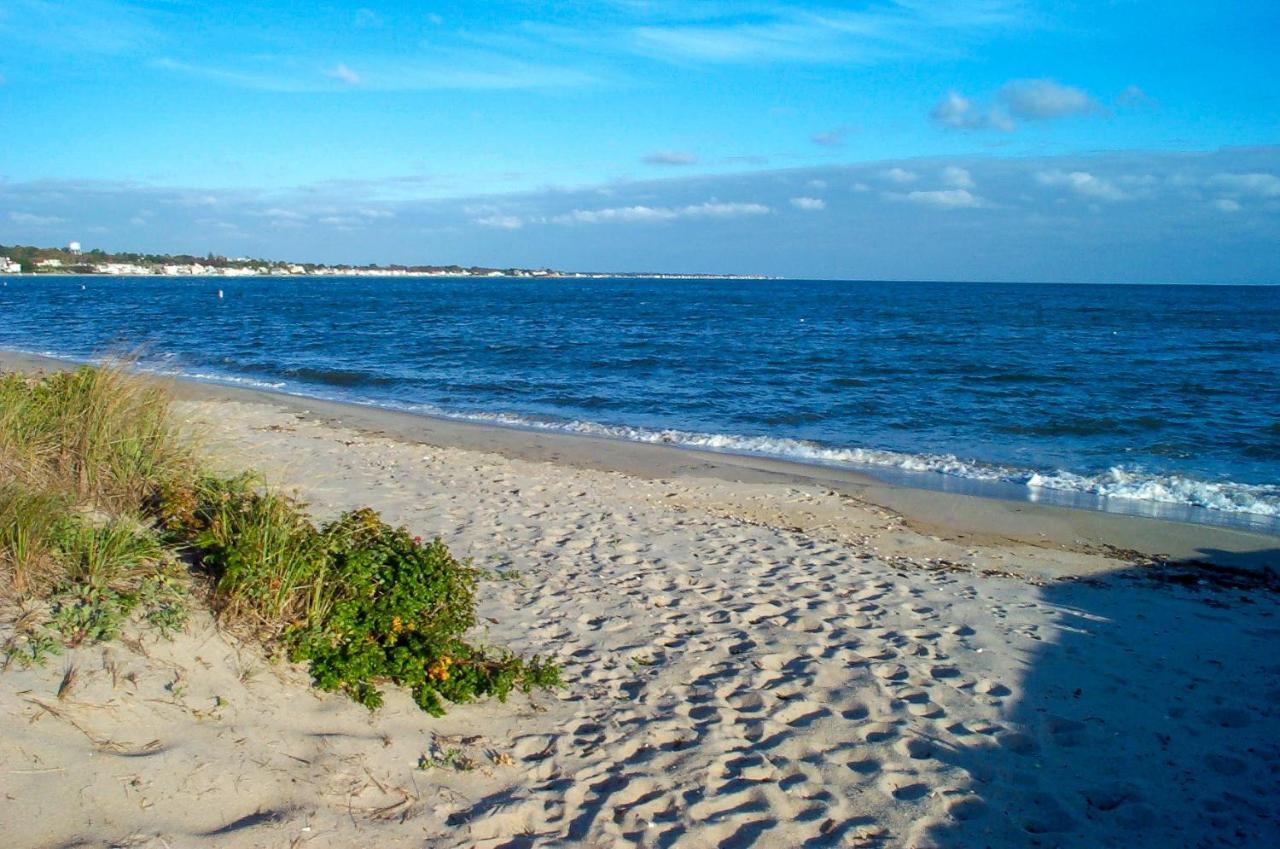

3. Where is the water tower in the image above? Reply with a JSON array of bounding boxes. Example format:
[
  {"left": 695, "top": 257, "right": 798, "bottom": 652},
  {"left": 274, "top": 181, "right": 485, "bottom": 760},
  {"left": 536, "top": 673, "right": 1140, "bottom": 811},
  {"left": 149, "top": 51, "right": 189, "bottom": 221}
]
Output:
[{"left": 68, "top": 241, "right": 82, "bottom": 254}]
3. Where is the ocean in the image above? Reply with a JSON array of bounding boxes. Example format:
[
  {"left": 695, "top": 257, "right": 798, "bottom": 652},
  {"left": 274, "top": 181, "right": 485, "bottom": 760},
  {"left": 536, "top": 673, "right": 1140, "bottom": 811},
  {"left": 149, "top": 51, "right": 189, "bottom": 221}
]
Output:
[{"left": 1, "top": 275, "right": 1277, "bottom": 532}]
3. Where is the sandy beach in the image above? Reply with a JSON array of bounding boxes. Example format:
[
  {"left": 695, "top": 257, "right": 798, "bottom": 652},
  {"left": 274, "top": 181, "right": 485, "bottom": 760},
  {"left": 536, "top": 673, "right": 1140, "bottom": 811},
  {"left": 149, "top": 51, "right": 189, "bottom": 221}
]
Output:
[{"left": 2, "top": 358, "right": 1278, "bottom": 848}]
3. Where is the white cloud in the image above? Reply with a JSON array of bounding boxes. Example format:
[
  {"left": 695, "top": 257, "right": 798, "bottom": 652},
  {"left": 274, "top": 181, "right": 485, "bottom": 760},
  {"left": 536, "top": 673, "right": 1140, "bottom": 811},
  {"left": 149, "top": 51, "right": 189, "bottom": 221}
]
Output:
[
  {"left": 941, "top": 166, "right": 974, "bottom": 188},
  {"left": 1000, "top": 79, "right": 1098, "bottom": 120},
  {"left": 318, "top": 216, "right": 362, "bottom": 229},
  {"left": 1117, "top": 84, "right": 1151, "bottom": 108},
  {"left": 327, "top": 63, "right": 361, "bottom": 86},
  {"left": 790, "top": 197, "right": 826, "bottom": 211},
  {"left": 556, "top": 201, "right": 770, "bottom": 225},
  {"left": 560, "top": 206, "right": 676, "bottom": 224},
  {"left": 934, "top": 79, "right": 1096, "bottom": 131},
  {"left": 1212, "top": 199, "right": 1241, "bottom": 214},
  {"left": 811, "top": 126, "right": 850, "bottom": 147},
  {"left": 931, "top": 90, "right": 1013, "bottom": 131},
  {"left": 1208, "top": 172, "right": 1280, "bottom": 198},
  {"left": 474, "top": 214, "right": 524, "bottom": 229},
  {"left": 883, "top": 167, "right": 918, "bottom": 184},
  {"left": 643, "top": 150, "right": 698, "bottom": 166},
  {"left": 250, "top": 207, "right": 308, "bottom": 221},
  {"left": 684, "top": 201, "right": 771, "bottom": 218},
  {"left": 894, "top": 189, "right": 984, "bottom": 209},
  {"left": 1036, "top": 170, "right": 1129, "bottom": 202},
  {"left": 8, "top": 211, "right": 65, "bottom": 226},
  {"left": 354, "top": 8, "right": 382, "bottom": 28}
]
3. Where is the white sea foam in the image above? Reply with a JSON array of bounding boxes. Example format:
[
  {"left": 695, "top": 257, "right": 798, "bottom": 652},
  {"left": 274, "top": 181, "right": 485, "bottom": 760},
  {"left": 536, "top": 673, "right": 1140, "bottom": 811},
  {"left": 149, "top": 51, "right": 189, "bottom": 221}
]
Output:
[
  {"left": 180, "top": 371, "right": 288, "bottom": 390},
  {"left": 398, "top": 405, "right": 1280, "bottom": 519}
]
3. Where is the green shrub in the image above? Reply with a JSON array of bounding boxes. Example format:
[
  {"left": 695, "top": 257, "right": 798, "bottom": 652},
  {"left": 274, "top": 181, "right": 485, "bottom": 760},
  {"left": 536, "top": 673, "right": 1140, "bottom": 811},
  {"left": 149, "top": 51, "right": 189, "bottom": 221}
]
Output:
[
  {"left": 288, "top": 509, "right": 560, "bottom": 715},
  {"left": 1, "top": 365, "right": 560, "bottom": 716}
]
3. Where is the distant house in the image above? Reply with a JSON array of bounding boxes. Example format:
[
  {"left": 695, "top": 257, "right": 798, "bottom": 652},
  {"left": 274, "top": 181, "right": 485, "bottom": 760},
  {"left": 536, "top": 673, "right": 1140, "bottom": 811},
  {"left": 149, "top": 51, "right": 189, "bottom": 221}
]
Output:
[
  {"left": 95, "top": 262, "right": 152, "bottom": 275},
  {"left": 35, "top": 258, "right": 64, "bottom": 269},
  {"left": 0, "top": 256, "right": 21, "bottom": 273}
]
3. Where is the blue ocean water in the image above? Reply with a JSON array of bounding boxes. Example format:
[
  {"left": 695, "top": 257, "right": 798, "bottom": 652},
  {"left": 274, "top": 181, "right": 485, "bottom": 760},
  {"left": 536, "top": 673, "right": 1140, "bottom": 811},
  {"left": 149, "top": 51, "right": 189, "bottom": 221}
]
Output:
[{"left": 1, "top": 275, "right": 1277, "bottom": 531}]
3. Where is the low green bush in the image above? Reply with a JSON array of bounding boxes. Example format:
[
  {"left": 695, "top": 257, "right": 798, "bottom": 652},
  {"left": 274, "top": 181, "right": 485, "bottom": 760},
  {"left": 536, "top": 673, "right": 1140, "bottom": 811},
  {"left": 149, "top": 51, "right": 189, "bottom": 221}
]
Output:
[
  {"left": 290, "top": 509, "right": 561, "bottom": 715},
  {"left": 2, "top": 366, "right": 560, "bottom": 715}
]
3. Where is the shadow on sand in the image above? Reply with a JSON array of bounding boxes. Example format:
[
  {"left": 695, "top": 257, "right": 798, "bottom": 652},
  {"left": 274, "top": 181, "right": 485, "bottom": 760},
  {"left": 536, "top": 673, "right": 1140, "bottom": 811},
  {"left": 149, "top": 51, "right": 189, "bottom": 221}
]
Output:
[{"left": 918, "top": 549, "right": 1280, "bottom": 849}]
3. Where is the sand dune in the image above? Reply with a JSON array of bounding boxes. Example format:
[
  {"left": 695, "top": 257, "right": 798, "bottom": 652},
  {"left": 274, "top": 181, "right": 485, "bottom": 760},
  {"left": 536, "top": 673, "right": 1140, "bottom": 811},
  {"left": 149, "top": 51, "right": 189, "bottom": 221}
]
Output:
[{"left": 3, "top": 396, "right": 1277, "bottom": 848}]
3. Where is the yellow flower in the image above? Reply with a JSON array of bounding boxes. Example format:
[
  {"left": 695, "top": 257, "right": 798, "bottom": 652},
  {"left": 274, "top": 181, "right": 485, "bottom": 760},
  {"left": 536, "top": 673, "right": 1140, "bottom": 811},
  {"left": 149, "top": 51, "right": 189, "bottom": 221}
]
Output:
[{"left": 426, "top": 655, "right": 454, "bottom": 682}]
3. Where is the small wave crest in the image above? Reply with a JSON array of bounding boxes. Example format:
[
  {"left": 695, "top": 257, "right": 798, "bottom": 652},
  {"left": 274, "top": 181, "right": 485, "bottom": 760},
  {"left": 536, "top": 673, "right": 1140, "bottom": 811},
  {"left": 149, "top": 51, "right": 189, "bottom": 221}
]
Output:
[{"left": 398, "top": 406, "right": 1280, "bottom": 519}]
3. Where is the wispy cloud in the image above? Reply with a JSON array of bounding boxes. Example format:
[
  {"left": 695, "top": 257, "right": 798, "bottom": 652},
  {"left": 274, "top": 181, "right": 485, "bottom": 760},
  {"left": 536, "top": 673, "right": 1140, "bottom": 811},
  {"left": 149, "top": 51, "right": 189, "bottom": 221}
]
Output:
[
  {"left": 474, "top": 214, "right": 524, "bottom": 229},
  {"left": 326, "top": 63, "right": 361, "bottom": 86},
  {"left": 1208, "top": 172, "right": 1280, "bottom": 198},
  {"left": 811, "top": 126, "right": 851, "bottom": 147},
  {"left": 625, "top": 1, "right": 1024, "bottom": 65},
  {"left": 1116, "top": 84, "right": 1152, "bottom": 109},
  {"left": 555, "top": 200, "right": 770, "bottom": 225},
  {"left": 941, "top": 166, "right": 974, "bottom": 188},
  {"left": 353, "top": 8, "right": 383, "bottom": 29},
  {"left": 790, "top": 196, "right": 826, "bottom": 211},
  {"left": 0, "top": 0, "right": 157, "bottom": 56},
  {"left": 155, "top": 54, "right": 599, "bottom": 93},
  {"left": 9, "top": 211, "right": 66, "bottom": 226},
  {"left": 643, "top": 150, "right": 698, "bottom": 166}
]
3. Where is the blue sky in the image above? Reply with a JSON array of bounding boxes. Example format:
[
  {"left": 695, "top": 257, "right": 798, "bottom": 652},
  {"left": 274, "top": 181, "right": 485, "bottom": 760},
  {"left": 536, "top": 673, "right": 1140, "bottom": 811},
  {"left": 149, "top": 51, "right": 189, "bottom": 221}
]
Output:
[{"left": 2, "top": 0, "right": 1279, "bottom": 281}]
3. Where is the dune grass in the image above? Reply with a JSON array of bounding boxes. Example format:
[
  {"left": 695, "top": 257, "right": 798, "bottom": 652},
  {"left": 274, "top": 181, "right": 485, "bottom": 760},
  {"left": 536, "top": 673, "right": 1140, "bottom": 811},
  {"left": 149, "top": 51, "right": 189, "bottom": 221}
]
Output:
[{"left": 0, "top": 363, "right": 559, "bottom": 713}]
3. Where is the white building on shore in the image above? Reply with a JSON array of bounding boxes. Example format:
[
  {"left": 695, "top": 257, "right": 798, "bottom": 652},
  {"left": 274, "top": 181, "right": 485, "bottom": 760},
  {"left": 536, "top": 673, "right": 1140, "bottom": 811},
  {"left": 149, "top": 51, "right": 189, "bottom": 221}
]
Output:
[{"left": 0, "top": 256, "right": 20, "bottom": 273}]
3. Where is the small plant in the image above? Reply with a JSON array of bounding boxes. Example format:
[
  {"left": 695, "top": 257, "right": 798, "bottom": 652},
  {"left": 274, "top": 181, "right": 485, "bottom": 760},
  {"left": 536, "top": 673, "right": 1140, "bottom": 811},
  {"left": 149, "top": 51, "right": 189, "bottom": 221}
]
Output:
[
  {"left": 138, "top": 571, "right": 189, "bottom": 636},
  {"left": 47, "top": 584, "right": 137, "bottom": 646},
  {"left": 287, "top": 510, "right": 561, "bottom": 716},
  {"left": 1, "top": 617, "right": 63, "bottom": 668},
  {"left": 418, "top": 744, "right": 478, "bottom": 771}
]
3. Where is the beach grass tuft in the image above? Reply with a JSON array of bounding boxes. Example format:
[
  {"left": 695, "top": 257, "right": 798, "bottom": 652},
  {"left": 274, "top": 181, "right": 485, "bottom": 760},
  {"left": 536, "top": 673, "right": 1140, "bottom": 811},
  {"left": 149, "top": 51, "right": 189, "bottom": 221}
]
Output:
[{"left": 1, "top": 363, "right": 559, "bottom": 712}]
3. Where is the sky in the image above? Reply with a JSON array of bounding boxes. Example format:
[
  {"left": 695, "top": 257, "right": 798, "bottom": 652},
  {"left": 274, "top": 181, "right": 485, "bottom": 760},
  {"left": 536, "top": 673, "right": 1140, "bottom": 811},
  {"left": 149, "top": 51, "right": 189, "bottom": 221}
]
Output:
[{"left": 1, "top": 0, "right": 1278, "bottom": 282}]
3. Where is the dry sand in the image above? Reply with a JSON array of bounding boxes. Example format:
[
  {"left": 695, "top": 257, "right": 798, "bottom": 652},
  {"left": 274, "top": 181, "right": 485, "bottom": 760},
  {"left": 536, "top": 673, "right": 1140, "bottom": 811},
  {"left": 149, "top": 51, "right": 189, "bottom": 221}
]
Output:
[{"left": 2, "top": 371, "right": 1279, "bottom": 848}]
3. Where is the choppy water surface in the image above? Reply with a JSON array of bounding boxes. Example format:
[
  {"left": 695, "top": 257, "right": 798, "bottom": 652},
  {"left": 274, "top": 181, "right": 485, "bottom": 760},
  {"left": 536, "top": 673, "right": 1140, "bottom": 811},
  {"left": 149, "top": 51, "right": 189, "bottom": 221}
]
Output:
[{"left": 2, "top": 276, "right": 1277, "bottom": 531}]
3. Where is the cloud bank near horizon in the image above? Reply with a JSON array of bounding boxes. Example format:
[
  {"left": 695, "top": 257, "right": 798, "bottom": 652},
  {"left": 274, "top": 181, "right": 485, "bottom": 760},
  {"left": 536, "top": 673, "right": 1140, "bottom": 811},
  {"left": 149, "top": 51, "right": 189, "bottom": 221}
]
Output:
[{"left": 2, "top": 147, "right": 1278, "bottom": 284}]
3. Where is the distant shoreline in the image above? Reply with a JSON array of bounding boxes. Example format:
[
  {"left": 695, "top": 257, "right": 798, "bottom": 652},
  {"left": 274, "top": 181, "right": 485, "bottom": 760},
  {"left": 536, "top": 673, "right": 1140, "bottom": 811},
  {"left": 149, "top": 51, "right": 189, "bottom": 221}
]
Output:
[{"left": 2, "top": 271, "right": 780, "bottom": 281}]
